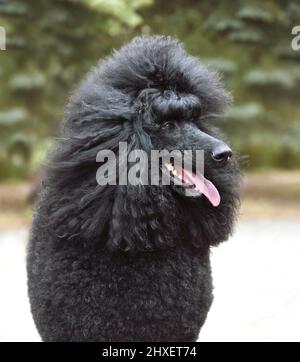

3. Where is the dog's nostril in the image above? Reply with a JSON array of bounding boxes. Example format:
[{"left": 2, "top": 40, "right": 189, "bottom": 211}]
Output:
[{"left": 211, "top": 147, "right": 233, "bottom": 165}]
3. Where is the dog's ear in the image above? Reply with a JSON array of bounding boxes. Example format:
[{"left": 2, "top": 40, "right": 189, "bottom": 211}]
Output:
[
  {"left": 106, "top": 121, "right": 153, "bottom": 252},
  {"left": 107, "top": 184, "right": 183, "bottom": 252},
  {"left": 108, "top": 185, "right": 150, "bottom": 252},
  {"left": 106, "top": 120, "right": 184, "bottom": 253}
]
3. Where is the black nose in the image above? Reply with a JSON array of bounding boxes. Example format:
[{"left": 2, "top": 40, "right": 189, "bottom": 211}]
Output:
[{"left": 211, "top": 145, "right": 233, "bottom": 165}]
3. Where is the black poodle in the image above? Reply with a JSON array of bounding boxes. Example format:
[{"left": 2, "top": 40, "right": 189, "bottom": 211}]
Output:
[{"left": 27, "top": 36, "right": 240, "bottom": 342}]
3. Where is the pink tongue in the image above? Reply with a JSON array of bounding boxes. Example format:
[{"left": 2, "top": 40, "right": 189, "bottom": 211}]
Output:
[{"left": 178, "top": 167, "right": 221, "bottom": 207}]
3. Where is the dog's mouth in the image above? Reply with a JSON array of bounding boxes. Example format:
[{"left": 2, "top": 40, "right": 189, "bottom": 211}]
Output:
[{"left": 164, "top": 162, "right": 220, "bottom": 207}]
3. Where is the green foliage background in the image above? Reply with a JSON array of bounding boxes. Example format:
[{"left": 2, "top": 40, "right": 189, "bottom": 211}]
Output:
[{"left": 0, "top": 0, "right": 300, "bottom": 180}]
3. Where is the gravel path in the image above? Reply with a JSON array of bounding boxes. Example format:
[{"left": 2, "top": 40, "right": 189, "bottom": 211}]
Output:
[{"left": 0, "top": 220, "right": 299, "bottom": 342}]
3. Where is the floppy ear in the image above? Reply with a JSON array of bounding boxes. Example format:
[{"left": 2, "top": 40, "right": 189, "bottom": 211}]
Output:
[
  {"left": 107, "top": 184, "right": 184, "bottom": 252},
  {"left": 106, "top": 119, "right": 183, "bottom": 253},
  {"left": 107, "top": 120, "right": 155, "bottom": 252},
  {"left": 39, "top": 85, "right": 135, "bottom": 245},
  {"left": 108, "top": 185, "right": 150, "bottom": 252}
]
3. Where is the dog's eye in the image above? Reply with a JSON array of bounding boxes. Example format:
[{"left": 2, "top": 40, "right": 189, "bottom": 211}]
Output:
[{"left": 161, "top": 121, "right": 177, "bottom": 131}]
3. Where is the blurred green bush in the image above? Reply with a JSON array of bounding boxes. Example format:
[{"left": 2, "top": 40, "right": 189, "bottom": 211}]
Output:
[{"left": 0, "top": 0, "right": 300, "bottom": 180}]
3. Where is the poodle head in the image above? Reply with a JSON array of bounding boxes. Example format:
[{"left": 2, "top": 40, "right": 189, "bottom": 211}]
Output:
[{"left": 45, "top": 36, "right": 241, "bottom": 252}]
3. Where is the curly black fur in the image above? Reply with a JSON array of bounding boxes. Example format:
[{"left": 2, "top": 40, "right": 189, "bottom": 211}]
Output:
[{"left": 27, "top": 36, "right": 241, "bottom": 342}]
